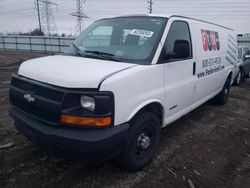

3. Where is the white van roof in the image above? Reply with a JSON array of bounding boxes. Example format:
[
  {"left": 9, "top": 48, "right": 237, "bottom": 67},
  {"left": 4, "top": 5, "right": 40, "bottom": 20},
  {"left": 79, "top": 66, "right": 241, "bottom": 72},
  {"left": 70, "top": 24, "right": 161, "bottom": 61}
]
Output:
[{"left": 117, "top": 14, "right": 233, "bottom": 31}]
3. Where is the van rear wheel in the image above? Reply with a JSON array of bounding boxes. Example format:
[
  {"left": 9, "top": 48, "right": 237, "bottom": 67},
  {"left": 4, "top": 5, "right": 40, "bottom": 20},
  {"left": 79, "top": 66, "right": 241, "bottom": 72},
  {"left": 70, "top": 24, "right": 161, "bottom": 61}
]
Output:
[
  {"left": 246, "top": 71, "right": 250, "bottom": 78},
  {"left": 117, "top": 112, "right": 160, "bottom": 171},
  {"left": 240, "top": 68, "right": 245, "bottom": 83},
  {"left": 233, "top": 71, "right": 241, "bottom": 86},
  {"left": 212, "top": 77, "right": 231, "bottom": 105}
]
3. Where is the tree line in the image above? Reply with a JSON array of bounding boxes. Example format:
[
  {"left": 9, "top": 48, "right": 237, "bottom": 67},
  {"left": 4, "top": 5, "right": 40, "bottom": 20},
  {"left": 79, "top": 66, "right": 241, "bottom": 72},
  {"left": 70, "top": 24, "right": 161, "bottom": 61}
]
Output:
[{"left": 1, "top": 28, "right": 72, "bottom": 37}]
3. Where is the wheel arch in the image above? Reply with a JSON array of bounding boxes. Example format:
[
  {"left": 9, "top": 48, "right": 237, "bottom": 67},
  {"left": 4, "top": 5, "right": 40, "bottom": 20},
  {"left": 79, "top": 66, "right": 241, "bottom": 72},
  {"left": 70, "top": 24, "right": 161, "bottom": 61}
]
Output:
[
  {"left": 127, "top": 99, "right": 164, "bottom": 126},
  {"left": 239, "top": 65, "right": 246, "bottom": 75},
  {"left": 226, "top": 70, "right": 233, "bottom": 85}
]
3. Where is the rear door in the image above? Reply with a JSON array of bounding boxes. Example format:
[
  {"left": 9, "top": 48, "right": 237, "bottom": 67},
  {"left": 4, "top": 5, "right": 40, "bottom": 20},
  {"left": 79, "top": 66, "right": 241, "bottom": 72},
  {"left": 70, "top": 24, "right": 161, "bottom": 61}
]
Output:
[{"left": 158, "top": 19, "right": 196, "bottom": 118}]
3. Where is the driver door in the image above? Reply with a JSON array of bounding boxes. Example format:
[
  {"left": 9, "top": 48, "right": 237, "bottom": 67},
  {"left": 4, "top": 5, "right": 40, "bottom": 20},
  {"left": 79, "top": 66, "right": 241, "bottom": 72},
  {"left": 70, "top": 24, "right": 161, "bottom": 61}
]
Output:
[{"left": 159, "top": 20, "right": 196, "bottom": 118}]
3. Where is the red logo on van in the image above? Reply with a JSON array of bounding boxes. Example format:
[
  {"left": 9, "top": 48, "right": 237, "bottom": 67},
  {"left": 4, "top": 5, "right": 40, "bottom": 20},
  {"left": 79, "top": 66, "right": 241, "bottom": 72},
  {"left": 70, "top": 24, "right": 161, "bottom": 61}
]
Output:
[{"left": 201, "top": 29, "right": 220, "bottom": 51}]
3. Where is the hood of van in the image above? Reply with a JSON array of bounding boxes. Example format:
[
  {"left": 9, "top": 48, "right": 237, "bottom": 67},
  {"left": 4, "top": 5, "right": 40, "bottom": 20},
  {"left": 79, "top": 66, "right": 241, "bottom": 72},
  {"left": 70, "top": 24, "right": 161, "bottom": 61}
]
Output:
[{"left": 18, "top": 55, "right": 136, "bottom": 88}]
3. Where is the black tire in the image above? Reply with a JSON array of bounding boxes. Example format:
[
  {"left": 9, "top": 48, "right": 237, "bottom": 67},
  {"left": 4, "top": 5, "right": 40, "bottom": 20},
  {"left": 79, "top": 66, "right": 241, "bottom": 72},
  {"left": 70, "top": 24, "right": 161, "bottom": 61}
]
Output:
[
  {"left": 233, "top": 71, "right": 241, "bottom": 86},
  {"left": 241, "top": 68, "right": 246, "bottom": 81},
  {"left": 117, "top": 111, "right": 161, "bottom": 171},
  {"left": 212, "top": 77, "right": 231, "bottom": 105},
  {"left": 245, "top": 70, "right": 250, "bottom": 78}
]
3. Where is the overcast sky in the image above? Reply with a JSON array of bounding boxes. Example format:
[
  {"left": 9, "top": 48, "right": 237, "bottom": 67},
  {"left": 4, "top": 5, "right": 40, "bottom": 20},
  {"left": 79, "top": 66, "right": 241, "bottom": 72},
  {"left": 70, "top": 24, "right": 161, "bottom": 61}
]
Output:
[{"left": 0, "top": 0, "right": 250, "bottom": 35}]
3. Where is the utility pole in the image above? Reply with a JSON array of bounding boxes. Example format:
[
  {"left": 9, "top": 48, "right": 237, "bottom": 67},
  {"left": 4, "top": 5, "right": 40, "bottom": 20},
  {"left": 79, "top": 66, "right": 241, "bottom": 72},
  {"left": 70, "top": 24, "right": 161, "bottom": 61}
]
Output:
[
  {"left": 39, "top": 0, "right": 57, "bottom": 36},
  {"left": 70, "top": 0, "right": 89, "bottom": 36},
  {"left": 148, "top": 0, "right": 153, "bottom": 14},
  {"left": 35, "top": 0, "right": 42, "bottom": 34}
]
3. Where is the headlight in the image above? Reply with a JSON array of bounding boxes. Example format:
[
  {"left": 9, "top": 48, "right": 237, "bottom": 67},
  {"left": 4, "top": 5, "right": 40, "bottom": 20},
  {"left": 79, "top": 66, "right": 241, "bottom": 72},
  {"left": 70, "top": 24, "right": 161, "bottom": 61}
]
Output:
[{"left": 80, "top": 95, "right": 95, "bottom": 111}]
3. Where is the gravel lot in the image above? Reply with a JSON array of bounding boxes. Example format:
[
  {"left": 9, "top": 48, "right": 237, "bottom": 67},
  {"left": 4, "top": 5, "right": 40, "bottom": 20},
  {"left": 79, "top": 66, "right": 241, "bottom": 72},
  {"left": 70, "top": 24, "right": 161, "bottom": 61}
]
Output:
[{"left": 0, "top": 51, "right": 249, "bottom": 188}]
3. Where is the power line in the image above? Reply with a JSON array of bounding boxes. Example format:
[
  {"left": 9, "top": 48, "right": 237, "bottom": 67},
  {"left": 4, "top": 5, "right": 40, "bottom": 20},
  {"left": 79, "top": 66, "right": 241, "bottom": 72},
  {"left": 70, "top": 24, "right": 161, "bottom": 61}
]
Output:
[
  {"left": 148, "top": 0, "right": 153, "bottom": 14},
  {"left": 39, "top": 0, "right": 57, "bottom": 36},
  {"left": 70, "top": 0, "right": 89, "bottom": 35},
  {"left": 35, "top": 0, "right": 42, "bottom": 34}
]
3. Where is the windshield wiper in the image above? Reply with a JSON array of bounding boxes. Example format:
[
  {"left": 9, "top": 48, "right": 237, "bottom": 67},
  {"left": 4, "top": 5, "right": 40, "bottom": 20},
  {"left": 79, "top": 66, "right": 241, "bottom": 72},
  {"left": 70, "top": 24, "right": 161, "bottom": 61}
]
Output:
[
  {"left": 84, "top": 50, "right": 122, "bottom": 62},
  {"left": 85, "top": 50, "right": 114, "bottom": 56},
  {"left": 72, "top": 43, "right": 82, "bottom": 57}
]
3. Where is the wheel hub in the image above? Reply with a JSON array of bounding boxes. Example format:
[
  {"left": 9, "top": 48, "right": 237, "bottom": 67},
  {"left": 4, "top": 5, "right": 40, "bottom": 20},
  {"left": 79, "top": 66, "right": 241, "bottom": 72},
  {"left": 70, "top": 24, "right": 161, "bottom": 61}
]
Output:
[{"left": 137, "top": 133, "right": 150, "bottom": 149}]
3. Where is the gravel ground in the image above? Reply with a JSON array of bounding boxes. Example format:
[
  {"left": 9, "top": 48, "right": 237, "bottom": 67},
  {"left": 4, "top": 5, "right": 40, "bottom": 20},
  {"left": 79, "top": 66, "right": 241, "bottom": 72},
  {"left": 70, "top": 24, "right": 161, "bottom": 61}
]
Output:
[{"left": 0, "top": 51, "right": 249, "bottom": 188}]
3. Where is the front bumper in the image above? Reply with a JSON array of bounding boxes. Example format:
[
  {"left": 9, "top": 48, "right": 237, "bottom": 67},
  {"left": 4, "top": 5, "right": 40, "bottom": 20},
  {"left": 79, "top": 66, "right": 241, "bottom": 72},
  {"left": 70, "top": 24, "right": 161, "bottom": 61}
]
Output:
[{"left": 10, "top": 106, "right": 129, "bottom": 161}]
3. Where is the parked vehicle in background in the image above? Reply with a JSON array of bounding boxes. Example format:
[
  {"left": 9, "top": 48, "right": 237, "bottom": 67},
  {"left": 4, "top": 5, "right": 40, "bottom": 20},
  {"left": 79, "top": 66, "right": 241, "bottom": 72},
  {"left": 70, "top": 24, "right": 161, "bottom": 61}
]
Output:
[
  {"left": 237, "top": 46, "right": 250, "bottom": 81},
  {"left": 9, "top": 14, "right": 238, "bottom": 171},
  {"left": 233, "top": 64, "right": 241, "bottom": 86}
]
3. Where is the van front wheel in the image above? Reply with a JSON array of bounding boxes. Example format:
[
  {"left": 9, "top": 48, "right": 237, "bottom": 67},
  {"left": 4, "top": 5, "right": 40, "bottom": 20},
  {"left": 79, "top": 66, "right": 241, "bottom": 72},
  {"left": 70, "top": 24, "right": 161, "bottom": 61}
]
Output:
[
  {"left": 212, "top": 77, "right": 231, "bottom": 105},
  {"left": 117, "top": 112, "right": 161, "bottom": 171}
]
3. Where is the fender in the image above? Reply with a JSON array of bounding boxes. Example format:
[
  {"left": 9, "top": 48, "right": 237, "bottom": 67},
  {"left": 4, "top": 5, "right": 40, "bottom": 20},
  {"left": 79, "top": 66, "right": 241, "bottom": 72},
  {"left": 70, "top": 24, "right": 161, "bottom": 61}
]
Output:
[
  {"left": 126, "top": 99, "right": 165, "bottom": 125},
  {"left": 226, "top": 70, "right": 233, "bottom": 85},
  {"left": 98, "top": 65, "right": 138, "bottom": 90}
]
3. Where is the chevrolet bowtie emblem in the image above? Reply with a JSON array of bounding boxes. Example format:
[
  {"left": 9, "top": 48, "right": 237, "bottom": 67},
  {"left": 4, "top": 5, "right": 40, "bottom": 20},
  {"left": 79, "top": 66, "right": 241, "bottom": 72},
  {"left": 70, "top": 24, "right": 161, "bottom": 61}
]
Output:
[{"left": 23, "top": 93, "right": 35, "bottom": 102}]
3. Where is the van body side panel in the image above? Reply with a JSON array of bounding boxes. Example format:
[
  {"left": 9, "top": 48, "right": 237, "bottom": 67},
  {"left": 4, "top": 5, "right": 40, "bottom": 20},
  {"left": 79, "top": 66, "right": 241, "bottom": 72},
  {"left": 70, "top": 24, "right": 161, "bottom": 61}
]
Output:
[
  {"left": 154, "top": 17, "right": 236, "bottom": 128},
  {"left": 192, "top": 20, "right": 236, "bottom": 102},
  {"left": 163, "top": 60, "right": 196, "bottom": 117}
]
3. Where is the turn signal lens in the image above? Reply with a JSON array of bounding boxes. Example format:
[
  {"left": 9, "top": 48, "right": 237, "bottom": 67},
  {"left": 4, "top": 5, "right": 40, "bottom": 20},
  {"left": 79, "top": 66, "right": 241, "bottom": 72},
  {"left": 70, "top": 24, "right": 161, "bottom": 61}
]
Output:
[{"left": 61, "top": 115, "right": 111, "bottom": 127}]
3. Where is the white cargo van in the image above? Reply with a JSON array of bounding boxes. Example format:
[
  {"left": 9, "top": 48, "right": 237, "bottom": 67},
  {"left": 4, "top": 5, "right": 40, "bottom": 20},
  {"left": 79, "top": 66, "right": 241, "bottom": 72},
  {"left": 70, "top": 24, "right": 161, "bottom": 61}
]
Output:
[{"left": 9, "top": 15, "right": 237, "bottom": 171}]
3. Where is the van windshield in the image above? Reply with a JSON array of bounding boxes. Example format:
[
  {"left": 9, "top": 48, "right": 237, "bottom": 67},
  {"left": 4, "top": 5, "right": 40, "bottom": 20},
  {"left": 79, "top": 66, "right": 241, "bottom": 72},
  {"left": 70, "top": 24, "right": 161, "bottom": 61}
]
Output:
[{"left": 64, "top": 16, "right": 167, "bottom": 65}]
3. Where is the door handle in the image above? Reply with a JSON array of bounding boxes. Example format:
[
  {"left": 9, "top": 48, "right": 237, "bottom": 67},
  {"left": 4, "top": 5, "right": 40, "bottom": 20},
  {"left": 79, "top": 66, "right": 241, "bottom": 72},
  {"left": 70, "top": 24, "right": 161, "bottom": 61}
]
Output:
[{"left": 193, "top": 62, "right": 196, "bottom": 75}]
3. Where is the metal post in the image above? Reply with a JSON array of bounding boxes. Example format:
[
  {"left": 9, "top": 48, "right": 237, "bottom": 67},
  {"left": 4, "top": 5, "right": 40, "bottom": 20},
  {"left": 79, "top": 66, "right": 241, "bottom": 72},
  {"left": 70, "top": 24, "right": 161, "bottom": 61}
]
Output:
[
  {"left": 148, "top": 0, "right": 153, "bottom": 14},
  {"left": 44, "top": 37, "right": 47, "bottom": 52},
  {"left": 15, "top": 36, "right": 18, "bottom": 50},
  {"left": 36, "top": 0, "right": 42, "bottom": 34},
  {"left": 30, "top": 37, "right": 32, "bottom": 51},
  {"left": 59, "top": 37, "right": 61, "bottom": 53},
  {"left": 3, "top": 36, "right": 5, "bottom": 50}
]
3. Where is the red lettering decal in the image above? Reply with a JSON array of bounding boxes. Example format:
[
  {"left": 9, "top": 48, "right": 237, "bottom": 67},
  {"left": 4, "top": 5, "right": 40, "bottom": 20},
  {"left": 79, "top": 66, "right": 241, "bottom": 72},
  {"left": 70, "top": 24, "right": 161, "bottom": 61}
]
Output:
[
  {"left": 215, "top": 32, "right": 220, "bottom": 50},
  {"left": 201, "top": 29, "right": 208, "bottom": 51},
  {"left": 210, "top": 31, "right": 217, "bottom": 50}
]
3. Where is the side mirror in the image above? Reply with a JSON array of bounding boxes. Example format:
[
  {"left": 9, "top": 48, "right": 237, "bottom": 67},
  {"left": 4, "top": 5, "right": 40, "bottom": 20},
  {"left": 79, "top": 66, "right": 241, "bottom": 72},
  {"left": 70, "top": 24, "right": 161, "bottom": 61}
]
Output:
[{"left": 165, "top": 40, "right": 190, "bottom": 60}]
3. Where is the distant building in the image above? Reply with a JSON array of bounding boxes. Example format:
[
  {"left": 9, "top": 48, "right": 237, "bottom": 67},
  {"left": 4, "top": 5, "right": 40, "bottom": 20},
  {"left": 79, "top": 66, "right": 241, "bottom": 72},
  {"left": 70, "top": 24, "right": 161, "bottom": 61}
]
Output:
[{"left": 237, "top": 33, "right": 250, "bottom": 48}]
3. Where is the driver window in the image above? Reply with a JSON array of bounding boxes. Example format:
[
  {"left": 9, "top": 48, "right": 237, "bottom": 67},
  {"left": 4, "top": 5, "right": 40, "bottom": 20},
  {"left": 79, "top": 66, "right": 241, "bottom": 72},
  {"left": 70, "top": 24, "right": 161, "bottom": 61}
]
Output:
[{"left": 158, "top": 21, "right": 192, "bottom": 63}]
